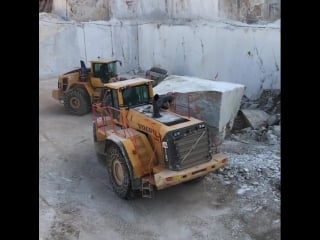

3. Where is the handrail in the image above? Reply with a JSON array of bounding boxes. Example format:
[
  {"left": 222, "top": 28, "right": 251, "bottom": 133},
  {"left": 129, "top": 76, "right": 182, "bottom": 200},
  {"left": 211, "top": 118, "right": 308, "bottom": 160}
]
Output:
[{"left": 92, "top": 103, "right": 140, "bottom": 158}]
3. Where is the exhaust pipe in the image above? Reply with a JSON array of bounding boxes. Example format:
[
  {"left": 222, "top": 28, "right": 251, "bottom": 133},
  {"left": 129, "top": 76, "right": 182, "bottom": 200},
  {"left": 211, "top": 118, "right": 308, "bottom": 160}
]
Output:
[
  {"left": 152, "top": 94, "right": 174, "bottom": 118},
  {"left": 153, "top": 94, "right": 161, "bottom": 118}
]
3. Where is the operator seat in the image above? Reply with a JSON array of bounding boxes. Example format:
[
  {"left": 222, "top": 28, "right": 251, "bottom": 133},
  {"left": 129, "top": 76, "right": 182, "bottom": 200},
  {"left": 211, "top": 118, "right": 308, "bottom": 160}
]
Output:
[
  {"left": 126, "top": 89, "right": 139, "bottom": 106},
  {"left": 100, "top": 64, "right": 111, "bottom": 83}
]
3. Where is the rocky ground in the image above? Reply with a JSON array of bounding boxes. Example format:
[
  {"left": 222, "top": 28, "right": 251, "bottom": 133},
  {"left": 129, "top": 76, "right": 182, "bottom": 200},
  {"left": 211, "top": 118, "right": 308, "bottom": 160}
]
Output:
[
  {"left": 40, "top": 78, "right": 280, "bottom": 240},
  {"left": 211, "top": 139, "right": 280, "bottom": 239}
]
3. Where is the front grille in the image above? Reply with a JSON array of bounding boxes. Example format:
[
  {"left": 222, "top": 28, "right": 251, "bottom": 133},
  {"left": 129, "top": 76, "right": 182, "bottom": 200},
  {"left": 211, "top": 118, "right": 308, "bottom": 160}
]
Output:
[{"left": 164, "top": 125, "right": 211, "bottom": 170}]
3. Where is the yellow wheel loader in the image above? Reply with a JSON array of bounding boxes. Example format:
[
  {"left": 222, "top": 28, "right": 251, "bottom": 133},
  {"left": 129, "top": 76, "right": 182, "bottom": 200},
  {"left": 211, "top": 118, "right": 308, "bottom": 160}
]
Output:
[
  {"left": 52, "top": 59, "right": 125, "bottom": 115},
  {"left": 92, "top": 78, "right": 228, "bottom": 199}
]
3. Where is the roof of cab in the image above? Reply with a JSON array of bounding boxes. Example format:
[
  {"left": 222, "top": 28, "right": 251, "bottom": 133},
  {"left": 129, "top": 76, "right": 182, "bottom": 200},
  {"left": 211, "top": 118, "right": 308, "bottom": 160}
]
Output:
[
  {"left": 90, "top": 59, "right": 119, "bottom": 64},
  {"left": 103, "top": 78, "right": 154, "bottom": 89}
]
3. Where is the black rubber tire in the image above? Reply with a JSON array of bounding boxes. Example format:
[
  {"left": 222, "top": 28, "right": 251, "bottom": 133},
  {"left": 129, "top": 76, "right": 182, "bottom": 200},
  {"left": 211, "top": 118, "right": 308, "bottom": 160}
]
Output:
[
  {"left": 63, "top": 88, "right": 91, "bottom": 115},
  {"left": 107, "top": 145, "right": 134, "bottom": 199}
]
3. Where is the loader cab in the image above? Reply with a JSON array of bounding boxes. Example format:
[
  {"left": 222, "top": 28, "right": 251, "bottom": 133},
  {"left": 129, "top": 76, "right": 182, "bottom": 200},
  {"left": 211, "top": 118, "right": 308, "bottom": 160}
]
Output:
[
  {"left": 121, "top": 84, "right": 150, "bottom": 107},
  {"left": 102, "top": 89, "right": 119, "bottom": 108},
  {"left": 90, "top": 60, "right": 122, "bottom": 87},
  {"left": 101, "top": 79, "right": 154, "bottom": 122},
  {"left": 101, "top": 88, "right": 120, "bottom": 120},
  {"left": 102, "top": 84, "right": 151, "bottom": 110}
]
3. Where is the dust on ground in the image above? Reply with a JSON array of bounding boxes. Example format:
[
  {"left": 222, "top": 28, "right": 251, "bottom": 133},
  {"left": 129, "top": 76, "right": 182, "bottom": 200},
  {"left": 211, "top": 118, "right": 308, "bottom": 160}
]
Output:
[{"left": 40, "top": 78, "right": 280, "bottom": 240}]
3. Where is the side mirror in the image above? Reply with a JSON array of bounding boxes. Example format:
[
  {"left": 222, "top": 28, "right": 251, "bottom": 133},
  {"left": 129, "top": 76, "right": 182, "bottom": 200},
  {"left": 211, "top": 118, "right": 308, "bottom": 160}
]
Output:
[{"left": 118, "top": 60, "right": 122, "bottom": 67}]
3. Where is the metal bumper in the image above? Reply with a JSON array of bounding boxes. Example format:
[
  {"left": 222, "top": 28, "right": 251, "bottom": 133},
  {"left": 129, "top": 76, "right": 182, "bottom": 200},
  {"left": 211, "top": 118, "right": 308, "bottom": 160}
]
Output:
[
  {"left": 52, "top": 89, "right": 63, "bottom": 101},
  {"left": 154, "top": 153, "right": 228, "bottom": 190}
]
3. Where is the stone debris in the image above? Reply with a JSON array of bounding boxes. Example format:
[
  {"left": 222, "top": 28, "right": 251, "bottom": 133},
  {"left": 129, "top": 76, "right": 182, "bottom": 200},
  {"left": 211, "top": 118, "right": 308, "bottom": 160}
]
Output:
[
  {"left": 272, "top": 125, "right": 281, "bottom": 137},
  {"left": 213, "top": 90, "right": 281, "bottom": 203},
  {"left": 259, "top": 89, "right": 281, "bottom": 114},
  {"left": 267, "top": 114, "right": 281, "bottom": 126},
  {"left": 240, "top": 109, "right": 270, "bottom": 129},
  {"left": 237, "top": 185, "right": 251, "bottom": 195},
  {"left": 239, "top": 89, "right": 280, "bottom": 115},
  {"left": 231, "top": 134, "right": 241, "bottom": 141},
  {"left": 228, "top": 125, "right": 280, "bottom": 144},
  {"left": 227, "top": 88, "right": 280, "bottom": 145},
  {"left": 212, "top": 140, "right": 280, "bottom": 203},
  {"left": 266, "top": 130, "right": 278, "bottom": 145}
]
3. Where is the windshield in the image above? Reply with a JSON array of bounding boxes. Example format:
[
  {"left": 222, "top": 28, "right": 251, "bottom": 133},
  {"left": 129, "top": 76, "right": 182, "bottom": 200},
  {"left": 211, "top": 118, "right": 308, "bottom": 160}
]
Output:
[
  {"left": 93, "top": 62, "right": 117, "bottom": 78},
  {"left": 108, "top": 62, "right": 117, "bottom": 76},
  {"left": 122, "top": 85, "right": 150, "bottom": 107}
]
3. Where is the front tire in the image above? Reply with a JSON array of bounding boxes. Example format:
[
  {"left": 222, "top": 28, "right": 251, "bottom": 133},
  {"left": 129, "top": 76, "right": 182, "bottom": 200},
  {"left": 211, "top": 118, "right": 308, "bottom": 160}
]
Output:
[
  {"left": 64, "top": 88, "right": 91, "bottom": 115},
  {"left": 107, "top": 145, "right": 134, "bottom": 199}
]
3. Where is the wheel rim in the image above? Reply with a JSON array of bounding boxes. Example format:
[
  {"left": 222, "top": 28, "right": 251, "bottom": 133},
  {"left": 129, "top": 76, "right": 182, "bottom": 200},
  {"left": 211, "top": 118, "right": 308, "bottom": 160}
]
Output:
[
  {"left": 70, "top": 97, "right": 80, "bottom": 109},
  {"left": 112, "top": 160, "right": 124, "bottom": 186}
]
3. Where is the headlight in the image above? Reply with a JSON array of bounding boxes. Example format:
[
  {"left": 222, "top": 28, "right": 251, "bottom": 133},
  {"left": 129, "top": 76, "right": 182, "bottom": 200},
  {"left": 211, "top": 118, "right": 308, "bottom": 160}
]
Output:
[
  {"left": 198, "top": 124, "right": 206, "bottom": 129},
  {"left": 172, "top": 131, "right": 181, "bottom": 137},
  {"left": 162, "top": 141, "right": 168, "bottom": 148}
]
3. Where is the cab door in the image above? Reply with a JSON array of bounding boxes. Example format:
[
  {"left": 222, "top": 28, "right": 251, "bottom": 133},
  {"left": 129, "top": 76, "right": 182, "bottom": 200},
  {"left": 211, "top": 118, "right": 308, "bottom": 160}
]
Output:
[{"left": 90, "top": 63, "right": 104, "bottom": 87}]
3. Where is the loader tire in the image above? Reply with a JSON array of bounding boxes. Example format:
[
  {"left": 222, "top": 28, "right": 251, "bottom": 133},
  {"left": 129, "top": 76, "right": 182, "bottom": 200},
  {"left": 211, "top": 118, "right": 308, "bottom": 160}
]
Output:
[
  {"left": 64, "top": 88, "right": 91, "bottom": 115},
  {"left": 107, "top": 145, "right": 134, "bottom": 199}
]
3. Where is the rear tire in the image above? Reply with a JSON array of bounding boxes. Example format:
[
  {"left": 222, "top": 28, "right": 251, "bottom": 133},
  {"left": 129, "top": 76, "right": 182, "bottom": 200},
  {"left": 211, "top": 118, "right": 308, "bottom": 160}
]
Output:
[
  {"left": 107, "top": 144, "right": 134, "bottom": 199},
  {"left": 64, "top": 88, "right": 91, "bottom": 115}
]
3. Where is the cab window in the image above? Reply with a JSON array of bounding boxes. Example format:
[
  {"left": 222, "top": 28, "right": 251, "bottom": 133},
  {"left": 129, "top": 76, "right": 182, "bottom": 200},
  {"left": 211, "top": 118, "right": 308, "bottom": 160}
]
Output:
[
  {"left": 122, "top": 85, "right": 150, "bottom": 107},
  {"left": 93, "top": 63, "right": 102, "bottom": 78}
]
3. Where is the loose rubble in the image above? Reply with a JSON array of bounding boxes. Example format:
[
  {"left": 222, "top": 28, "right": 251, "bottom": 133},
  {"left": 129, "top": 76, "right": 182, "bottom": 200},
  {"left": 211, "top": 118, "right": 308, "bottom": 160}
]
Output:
[
  {"left": 204, "top": 133, "right": 280, "bottom": 239},
  {"left": 216, "top": 140, "right": 280, "bottom": 200},
  {"left": 228, "top": 89, "right": 280, "bottom": 145},
  {"left": 215, "top": 88, "right": 281, "bottom": 204}
]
